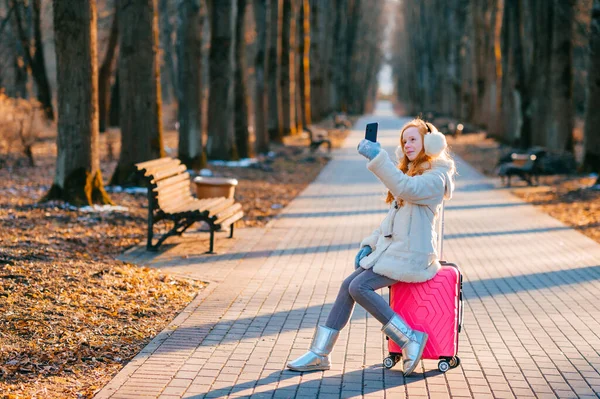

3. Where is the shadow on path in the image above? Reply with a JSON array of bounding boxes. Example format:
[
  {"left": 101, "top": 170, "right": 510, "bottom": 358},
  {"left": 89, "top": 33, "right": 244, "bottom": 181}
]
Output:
[
  {"left": 146, "top": 264, "right": 600, "bottom": 355},
  {"left": 183, "top": 366, "right": 444, "bottom": 398}
]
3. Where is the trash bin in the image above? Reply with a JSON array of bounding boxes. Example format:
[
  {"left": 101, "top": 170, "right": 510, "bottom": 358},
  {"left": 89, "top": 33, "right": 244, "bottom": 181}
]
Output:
[{"left": 193, "top": 176, "right": 238, "bottom": 200}]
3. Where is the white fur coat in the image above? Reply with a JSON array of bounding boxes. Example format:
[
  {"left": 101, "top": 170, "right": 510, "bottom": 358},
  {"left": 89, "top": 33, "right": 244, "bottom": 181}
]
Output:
[{"left": 359, "top": 150, "right": 455, "bottom": 282}]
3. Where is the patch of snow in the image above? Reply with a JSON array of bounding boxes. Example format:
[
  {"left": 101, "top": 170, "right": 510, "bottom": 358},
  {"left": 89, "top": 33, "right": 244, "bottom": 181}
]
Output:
[
  {"left": 208, "top": 158, "right": 259, "bottom": 168},
  {"left": 105, "top": 186, "right": 147, "bottom": 195},
  {"left": 71, "top": 204, "right": 129, "bottom": 213}
]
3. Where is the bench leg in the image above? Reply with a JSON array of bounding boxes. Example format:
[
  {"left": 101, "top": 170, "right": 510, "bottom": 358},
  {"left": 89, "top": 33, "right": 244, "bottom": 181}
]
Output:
[
  {"left": 208, "top": 229, "right": 215, "bottom": 254},
  {"left": 147, "top": 193, "right": 156, "bottom": 251},
  {"left": 229, "top": 223, "right": 234, "bottom": 238}
]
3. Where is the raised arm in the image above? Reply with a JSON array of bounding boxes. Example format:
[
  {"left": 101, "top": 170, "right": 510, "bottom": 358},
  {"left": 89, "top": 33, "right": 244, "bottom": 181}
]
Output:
[{"left": 366, "top": 150, "right": 446, "bottom": 206}]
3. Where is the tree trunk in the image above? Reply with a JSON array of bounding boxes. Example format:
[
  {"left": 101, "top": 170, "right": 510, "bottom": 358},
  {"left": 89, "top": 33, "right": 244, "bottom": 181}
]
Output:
[
  {"left": 7, "top": 12, "right": 29, "bottom": 98},
  {"left": 253, "top": 0, "right": 270, "bottom": 154},
  {"left": 499, "top": 0, "right": 516, "bottom": 144},
  {"left": 111, "top": 0, "right": 164, "bottom": 186},
  {"left": 207, "top": 0, "right": 238, "bottom": 160},
  {"left": 530, "top": 0, "right": 554, "bottom": 146},
  {"left": 299, "top": 0, "right": 311, "bottom": 126},
  {"left": 177, "top": 0, "right": 206, "bottom": 170},
  {"left": 583, "top": 0, "right": 600, "bottom": 178},
  {"left": 109, "top": 72, "right": 119, "bottom": 126},
  {"left": 547, "top": 0, "right": 575, "bottom": 152},
  {"left": 234, "top": 0, "right": 251, "bottom": 158},
  {"left": 508, "top": 0, "right": 532, "bottom": 149},
  {"left": 294, "top": 0, "right": 303, "bottom": 133},
  {"left": 332, "top": 0, "right": 347, "bottom": 112},
  {"left": 98, "top": 6, "right": 119, "bottom": 133},
  {"left": 280, "top": 0, "right": 297, "bottom": 135},
  {"left": 267, "top": 0, "right": 283, "bottom": 143},
  {"left": 159, "top": 0, "right": 178, "bottom": 104},
  {"left": 308, "top": 0, "right": 322, "bottom": 121},
  {"left": 44, "top": 0, "right": 111, "bottom": 206},
  {"left": 13, "top": 0, "right": 54, "bottom": 120}
]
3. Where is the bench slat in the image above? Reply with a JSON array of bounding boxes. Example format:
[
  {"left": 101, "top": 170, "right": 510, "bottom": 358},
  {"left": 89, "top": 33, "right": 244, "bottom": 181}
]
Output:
[
  {"left": 196, "top": 197, "right": 229, "bottom": 212},
  {"left": 150, "top": 164, "right": 188, "bottom": 183},
  {"left": 206, "top": 198, "right": 235, "bottom": 217},
  {"left": 160, "top": 198, "right": 198, "bottom": 214},
  {"left": 136, "top": 157, "right": 179, "bottom": 172},
  {"left": 153, "top": 172, "right": 190, "bottom": 190},
  {"left": 157, "top": 191, "right": 195, "bottom": 210},
  {"left": 215, "top": 210, "right": 244, "bottom": 228},
  {"left": 213, "top": 203, "right": 243, "bottom": 224},
  {"left": 162, "top": 197, "right": 224, "bottom": 215},
  {"left": 168, "top": 197, "right": 225, "bottom": 214},
  {"left": 140, "top": 159, "right": 181, "bottom": 176},
  {"left": 154, "top": 179, "right": 192, "bottom": 198},
  {"left": 156, "top": 187, "right": 194, "bottom": 205}
]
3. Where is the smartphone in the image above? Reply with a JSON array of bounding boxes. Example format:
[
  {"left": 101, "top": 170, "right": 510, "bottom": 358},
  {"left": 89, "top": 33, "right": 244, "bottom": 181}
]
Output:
[{"left": 365, "top": 122, "right": 378, "bottom": 142}]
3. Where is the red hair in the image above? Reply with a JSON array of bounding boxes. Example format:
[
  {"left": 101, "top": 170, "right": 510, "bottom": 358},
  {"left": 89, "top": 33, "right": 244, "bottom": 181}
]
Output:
[{"left": 385, "top": 118, "right": 434, "bottom": 205}]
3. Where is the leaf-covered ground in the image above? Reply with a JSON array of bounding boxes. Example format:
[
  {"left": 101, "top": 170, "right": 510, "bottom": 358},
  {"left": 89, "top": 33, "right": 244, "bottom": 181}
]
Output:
[
  {"left": 448, "top": 133, "right": 600, "bottom": 244},
  {"left": 0, "top": 124, "right": 351, "bottom": 398}
]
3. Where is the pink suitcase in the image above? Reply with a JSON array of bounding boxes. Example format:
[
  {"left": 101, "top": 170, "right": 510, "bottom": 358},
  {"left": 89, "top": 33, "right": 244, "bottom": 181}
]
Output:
[
  {"left": 384, "top": 201, "right": 463, "bottom": 373},
  {"left": 385, "top": 261, "right": 463, "bottom": 372}
]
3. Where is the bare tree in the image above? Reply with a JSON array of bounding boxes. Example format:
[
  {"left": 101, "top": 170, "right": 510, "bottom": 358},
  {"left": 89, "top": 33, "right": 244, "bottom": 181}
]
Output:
[
  {"left": 267, "top": 0, "right": 283, "bottom": 143},
  {"left": 583, "top": 0, "right": 600, "bottom": 184},
  {"left": 234, "top": 0, "right": 252, "bottom": 158},
  {"left": 280, "top": 0, "right": 297, "bottom": 135},
  {"left": 44, "top": 0, "right": 111, "bottom": 205},
  {"left": 111, "top": 0, "right": 165, "bottom": 186},
  {"left": 98, "top": 6, "right": 119, "bottom": 133},
  {"left": 177, "top": 0, "right": 206, "bottom": 169},
  {"left": 298, "top": 0, "right": 310, "bottom": 126},
  {"left": 548, "top": 0, "right": 575, "bottom": 152},
  {"left": 12, "top": 0, "right": 53, "bottom": 120},
  {"left": 207, "top": 0, "right": 238, "bottom": 160},
  {"left": 253, "top": 0, "right": 270, "bottom": 154},
  {"left": 159, "top": 0, "right": 178, "bottom": 104}
]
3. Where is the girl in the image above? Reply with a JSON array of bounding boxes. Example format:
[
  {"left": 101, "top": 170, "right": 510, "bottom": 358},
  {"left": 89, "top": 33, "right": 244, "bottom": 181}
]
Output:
[{"left": 287, "top": 119, "right": 456, "bottom": 376}]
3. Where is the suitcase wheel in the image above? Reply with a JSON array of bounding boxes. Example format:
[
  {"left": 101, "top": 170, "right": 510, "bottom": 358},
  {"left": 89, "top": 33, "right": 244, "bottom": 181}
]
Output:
[
  {"left": 438, "top": 356, "right": 460, "bottom": 373},
  {"left": 449, "top": 356, "right": 460, "bottom": 368},
  {"left": 383, "top": 353, "right": 401, "bottom": 369},
  {"left": 438, "top": 360, "right": 450, "bottom": 372}
]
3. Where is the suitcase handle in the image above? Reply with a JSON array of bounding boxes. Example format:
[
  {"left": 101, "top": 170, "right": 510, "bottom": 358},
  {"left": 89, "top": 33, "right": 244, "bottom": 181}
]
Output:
[{"left": 458, "top": 274, "right": 464, "bottom": 333}]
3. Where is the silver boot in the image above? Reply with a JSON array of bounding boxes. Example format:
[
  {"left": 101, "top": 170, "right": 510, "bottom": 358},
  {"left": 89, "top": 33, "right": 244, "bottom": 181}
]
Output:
[
  {"left": 382, "top": 314, "right": 428, "bottom": 376},
  {"left": 287, "top": 325, "right": 340, "bottom": 372}
]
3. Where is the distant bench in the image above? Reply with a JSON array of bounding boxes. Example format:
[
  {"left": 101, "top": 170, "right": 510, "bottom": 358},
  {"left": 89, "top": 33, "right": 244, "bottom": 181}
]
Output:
[
  {"left": 497, "top": 148, "right": 547, "bottom": 187},
  {"left": 134, "top": 157, "right": 244, "bottom": 253},
  {"left": 304, "top": 124, "right": 332, "bottom": 152}
]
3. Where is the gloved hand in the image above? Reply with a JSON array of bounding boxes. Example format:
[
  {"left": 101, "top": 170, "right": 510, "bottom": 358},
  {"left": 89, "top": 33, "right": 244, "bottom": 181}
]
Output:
[
  {"left": 354, "top": 246, "right": 373, "bottom": 269},
  {"left": 357, "top": 139, "right": 381, "bottom": 160}
]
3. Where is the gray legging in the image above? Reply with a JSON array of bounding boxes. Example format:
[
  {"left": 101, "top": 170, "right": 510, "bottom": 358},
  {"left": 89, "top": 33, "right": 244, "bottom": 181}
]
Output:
[{"left": 325, "top": 267, "right": 398, "bottom": 331}]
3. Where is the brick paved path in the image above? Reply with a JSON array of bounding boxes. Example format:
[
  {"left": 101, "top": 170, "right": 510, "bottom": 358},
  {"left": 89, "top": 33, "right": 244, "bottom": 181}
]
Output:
[{"left": 96, "top": 102, "right": 600, "bottom": 399}]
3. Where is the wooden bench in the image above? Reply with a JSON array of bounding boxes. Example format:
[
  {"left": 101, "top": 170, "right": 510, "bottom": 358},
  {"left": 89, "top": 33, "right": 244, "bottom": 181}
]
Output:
[
  {"left": 304, "top": 124, "right": 332, "bottom": 152},
  {"left": 134, "top": 157, "right": 244, "bottom": 253},
  {"left": 497, "top": 149, "right": 546, "bottom": 187},
  {"left": 334, "top": 113, "right": 352, "bottom": 129}
]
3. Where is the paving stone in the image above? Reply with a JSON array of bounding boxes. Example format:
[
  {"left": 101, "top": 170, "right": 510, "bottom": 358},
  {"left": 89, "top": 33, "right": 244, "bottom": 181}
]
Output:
[{"left": 94, "top": 105, "right": 600, "bottom": 398}]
